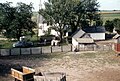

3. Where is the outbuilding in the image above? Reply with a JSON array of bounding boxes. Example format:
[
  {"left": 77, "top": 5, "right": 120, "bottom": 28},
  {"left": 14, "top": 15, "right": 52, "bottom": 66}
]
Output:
[
  {"left": 72, "top": 29, "right": 95, "bottom": 51},
  {"left": 83, "top": 26, "right": 106, "bottom": 40}
]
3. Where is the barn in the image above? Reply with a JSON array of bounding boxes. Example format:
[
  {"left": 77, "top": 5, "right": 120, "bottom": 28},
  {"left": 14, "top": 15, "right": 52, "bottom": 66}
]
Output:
[
  {"left": 72, "top": 29, "right": 95, "bottom": 51},
  {"left": 83, "top": 26, "right": 106, "bottom": 40},
  {"left": 72, "top": 26, "right": 106, "bottom": 51}
]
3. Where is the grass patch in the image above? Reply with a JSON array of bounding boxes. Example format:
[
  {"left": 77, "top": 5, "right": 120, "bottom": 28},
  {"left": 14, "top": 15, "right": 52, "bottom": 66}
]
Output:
[
  {"left": 0, "top": 40, "right": 16, "bottom": 48},
  {"left": 101, "top": 13, "right": 120, "bottom": 24}
]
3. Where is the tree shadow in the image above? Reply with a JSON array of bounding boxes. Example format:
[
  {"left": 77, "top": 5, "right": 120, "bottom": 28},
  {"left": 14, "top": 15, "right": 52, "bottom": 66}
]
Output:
[
  {"left": 0, "top": 63, "right": 22, "bottom": 76},
  {"left": 0, "top": 54, "right": 56, "bottom": 77},
  {"left": 0, "top": 44, "right": 2, "bottom": 48}
]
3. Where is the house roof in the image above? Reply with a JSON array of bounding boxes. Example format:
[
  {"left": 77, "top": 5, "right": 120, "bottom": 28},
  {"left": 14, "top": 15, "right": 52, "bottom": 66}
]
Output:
[
  {"left": 76, "top": 38, "right": 94, "bottom": 44},
  {"left": 72, "top": 29, "right": 85, "bottom": 38},
  {"left": 83, "top": 26, "right": 106, "bottom": 33}
]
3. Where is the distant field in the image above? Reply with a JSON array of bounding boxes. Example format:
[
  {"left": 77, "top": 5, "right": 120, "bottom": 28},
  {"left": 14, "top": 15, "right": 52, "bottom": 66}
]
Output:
[
  {"left": 33, "top": 11, "right": 120, "bottom": 25},
  {"left": 100, "top": 10, "right": 120, "bottom": 24}
]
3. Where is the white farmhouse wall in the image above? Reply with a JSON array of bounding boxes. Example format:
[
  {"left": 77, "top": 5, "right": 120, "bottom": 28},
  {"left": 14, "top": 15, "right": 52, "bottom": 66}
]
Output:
[
  {"left": 89, "top": 33, "right": 105, "bottom": 40},
  {"left": 38, "top": 28, "right": 44, "bottom": 36},
  {"left": 72, "top": 38, "right": 78, "bottom": 46},
  {"left": 72, "top": 38, "right": 79, "bottom": 51},
  {"left": 51, "top": 29, "right": 59, "bottom": 36},
  {"left": 38, "top": 23, "right": 60, "bottom": 37}
]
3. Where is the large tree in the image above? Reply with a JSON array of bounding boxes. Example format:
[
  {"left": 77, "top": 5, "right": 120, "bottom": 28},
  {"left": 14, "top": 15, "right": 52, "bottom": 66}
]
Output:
[
  {"left": 113, "top": 18, "right": 120, "bottom": 33},
  {"left": 39, "top": 0, "right": 101, "bottom": 42},
  {"left": 39, "top": 0, "right": 78, "bottom": 42},
  {"left": 104, "top": 18, "right": 120, "bottom": 33},
  {"left": 0, "top": 2, "right": 36, "bottom": 40}
]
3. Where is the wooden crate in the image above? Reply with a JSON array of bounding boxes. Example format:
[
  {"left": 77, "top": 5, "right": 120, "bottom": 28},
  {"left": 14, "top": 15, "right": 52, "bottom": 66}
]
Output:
[
  {"left": 11, "top": 66, "right": 35, "bottom": 81},
  {"left": 34, "top": 72, "right": 66, "bottom": 81}
]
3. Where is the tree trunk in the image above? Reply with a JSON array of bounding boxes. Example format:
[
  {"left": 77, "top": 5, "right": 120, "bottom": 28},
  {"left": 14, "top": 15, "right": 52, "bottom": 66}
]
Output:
[
  {"left": 70, "top": 21, "right": 77, "bottom": 34},
  {"left": 59, "top": 25, "right": 63, "bottom": 43},
  {"left": 17, "top": 29, "right": 22, "bottom": 41}
]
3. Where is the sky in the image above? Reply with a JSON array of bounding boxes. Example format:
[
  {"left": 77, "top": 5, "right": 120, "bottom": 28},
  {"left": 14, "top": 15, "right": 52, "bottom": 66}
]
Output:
[
  {"left": 98, "top": 0, "right": 120, "bottom": 10},
  {"left": 0, "top": 0, "right": 120, "bottom": 11}
]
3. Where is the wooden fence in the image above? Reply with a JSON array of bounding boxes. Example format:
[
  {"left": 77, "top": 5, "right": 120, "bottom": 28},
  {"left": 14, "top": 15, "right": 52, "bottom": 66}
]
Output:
[
  {"left": 0, "top": 45, "right": 72, "bottom": 56},
  {"left": 0, "top": 44, "right": 113, "bottom": 56},
  {"left": 77, "top": 44, "right": 113, "bottom": 51}
]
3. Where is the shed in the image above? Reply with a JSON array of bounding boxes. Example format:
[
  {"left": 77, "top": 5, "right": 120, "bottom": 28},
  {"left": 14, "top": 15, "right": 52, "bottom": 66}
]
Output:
[
  {"left": 72, "top": 29, "right": 95, "bottom": 51},
  {"left": 83, "top": 26, "right": 106, "bottom": 40}
]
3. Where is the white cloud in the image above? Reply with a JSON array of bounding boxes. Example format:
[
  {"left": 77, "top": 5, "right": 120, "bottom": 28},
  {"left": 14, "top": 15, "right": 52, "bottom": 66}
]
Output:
[
  {"left": 0, "top": 0, "right": 120, "bottom": 11},
  {"left": 98, "top": 0, "right": 120, "bottom": 10}
]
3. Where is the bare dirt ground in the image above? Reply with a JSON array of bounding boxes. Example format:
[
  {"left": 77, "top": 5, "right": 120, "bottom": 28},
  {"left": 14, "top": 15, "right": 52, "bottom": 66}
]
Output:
[{"left": 0, "top": 51, "right": 120, "bottom": 81}]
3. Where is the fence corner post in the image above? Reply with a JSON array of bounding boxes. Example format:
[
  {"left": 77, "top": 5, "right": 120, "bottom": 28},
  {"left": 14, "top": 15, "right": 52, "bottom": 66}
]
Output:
[
  {"left": 41, "top": 47, "right": 42, "bottom": 54},
  {"left": 30, "top": 47, "right": 32, "bottom": 55},
  {"left": 71, "top": 44, "right": 72, "bottom": 52},
  {"left": 9, "top": 48, "right": 11, "bottom": 56},
  {"left": 51, "top": 46, "right": 52, "bottom": 53}
]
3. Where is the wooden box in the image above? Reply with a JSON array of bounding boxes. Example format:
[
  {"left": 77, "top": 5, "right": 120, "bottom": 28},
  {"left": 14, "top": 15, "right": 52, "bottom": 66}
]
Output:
[{"left": 11, "top": 66, "right": 35, "bottom": 81}]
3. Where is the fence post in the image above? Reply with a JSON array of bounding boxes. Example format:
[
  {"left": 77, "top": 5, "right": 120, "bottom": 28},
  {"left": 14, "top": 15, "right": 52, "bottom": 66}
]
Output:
[
  {"left": 61, "top": 45, "right": 63, "bottom": 52},
  {"left": 71, "top": 44, "right": 72, "bottom": 52},
  {"left": 0, "top": 49, "right": 1, "bottom": 56},
  {"left": 110, "top": 44, "right": 112, "bottom": 51},
  {"left": 51, "top": 46, "right": 52, "bottom": 53},
  {"left": 30, "top": 48, "right": 32, "bottom": 55},
  {"left": 41, "top": 47, "right": 42, "bottom": 54},
  {"left": 20, "top": 48, "right": 21, "bottom": 55},
  {"left": 9, "top": 49, "right": 11, "bottom": 56}
]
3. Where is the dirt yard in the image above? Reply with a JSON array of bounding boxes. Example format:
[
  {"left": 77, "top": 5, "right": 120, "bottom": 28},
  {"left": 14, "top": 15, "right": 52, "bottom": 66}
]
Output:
[{"left": 0, "top": 51, "right": 120, "bottom": 81}]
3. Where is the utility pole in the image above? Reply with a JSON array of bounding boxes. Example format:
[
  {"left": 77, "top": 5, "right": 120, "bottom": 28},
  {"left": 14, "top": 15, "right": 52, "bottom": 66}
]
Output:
[
  {"left": 37, "top": 0, "right": 43, "bottom": 40},
  {"left": 37, "top": 0, "right": 42, "bottom": 25},
  {"left": 38, "top": 0, "right": 43, "bottom": 24}
]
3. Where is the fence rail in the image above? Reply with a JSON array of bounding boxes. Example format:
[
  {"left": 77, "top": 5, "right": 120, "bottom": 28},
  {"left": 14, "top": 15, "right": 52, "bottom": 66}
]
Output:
[
  {"left": 0, "top": 45, "right": 72, "bottom": 56},
  {"left": 0, "top": 44, "right": 113, "bottom": 56},
  {"left": 77, "top": 44, "right": 113, "bottom": 51}
]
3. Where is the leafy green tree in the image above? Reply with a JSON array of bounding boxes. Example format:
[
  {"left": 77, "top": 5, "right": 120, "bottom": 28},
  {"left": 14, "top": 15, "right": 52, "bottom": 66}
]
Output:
[
  {"left": 113, "top": 18, "right": 120, "bottom": 30},
  {"left": 0, "top": 2, "right": 15, "bottom": 34},
  {"left": 104, "top": 20, "right": 114, "bottom": 33},
  {"left": 78, "top": 0, "right": 101, "bottom": 27},
  {"left": 39, "top": 0, "right": 78, "bottom": 42},
  {"left": 39, "top": 0, "right": 101, "bottom": 42},
  {"left": 113, "top": 18, "right": 120, "bottom": 34},
  {"left": 0, "top": 2, "right": 36, "bottom": 40}
]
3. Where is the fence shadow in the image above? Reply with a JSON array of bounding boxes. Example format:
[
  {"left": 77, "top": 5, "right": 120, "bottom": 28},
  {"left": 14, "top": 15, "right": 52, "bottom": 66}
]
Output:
[
  {"left": 0, "top": 53, "right": 61, "bottom": 77},
  {"left": 0, "top": 63, "right": 22, "bottom": 76}
]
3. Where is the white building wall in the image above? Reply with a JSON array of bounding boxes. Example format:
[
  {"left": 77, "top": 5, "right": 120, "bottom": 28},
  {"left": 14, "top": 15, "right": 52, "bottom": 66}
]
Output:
[
  {"left": 38, "top": 23, "right": 68, "bottom": 37},
  {"left": 51, "top": 29, "right": 59, "bottom": 36},
  {"left": 89, "top": 33, "right": 105, "bottom": 40},
  {"left": 38, "top": 28, "right": 44, "bottom": 36},
  {"left": 72, "top": 38, "right": 79, "bottom": 51},
  {"left": 38, "top": 23, "right": 58, "bottom": 36}
]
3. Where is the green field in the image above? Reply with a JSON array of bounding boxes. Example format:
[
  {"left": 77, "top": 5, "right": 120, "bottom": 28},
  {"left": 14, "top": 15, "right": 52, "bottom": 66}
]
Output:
[
  {"left": 101, "top": 13, "right": 120, "bottom": 24},
  {"left": 101, "top": 11, "right": 120, "bottom": 23},
  {"left": 33, "top": 11, "right": 120, "bottom": 25}
]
